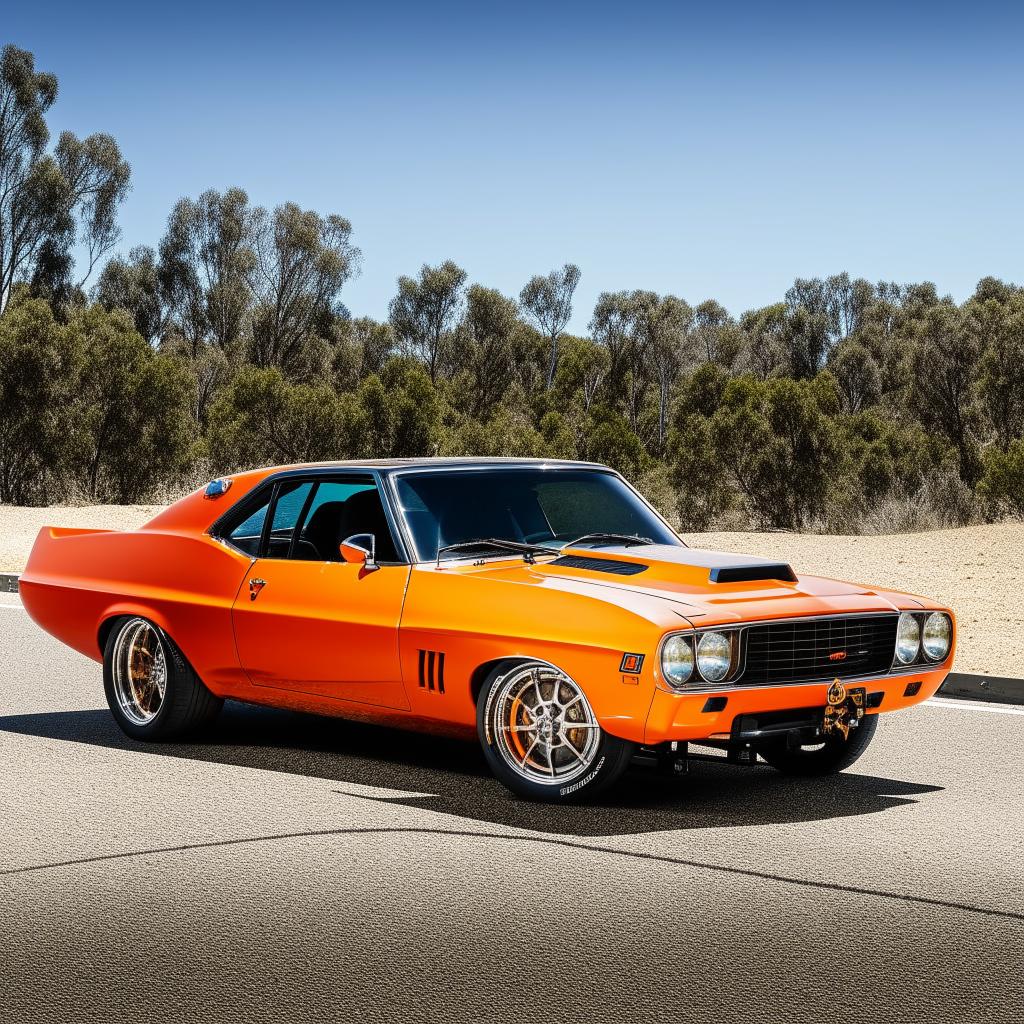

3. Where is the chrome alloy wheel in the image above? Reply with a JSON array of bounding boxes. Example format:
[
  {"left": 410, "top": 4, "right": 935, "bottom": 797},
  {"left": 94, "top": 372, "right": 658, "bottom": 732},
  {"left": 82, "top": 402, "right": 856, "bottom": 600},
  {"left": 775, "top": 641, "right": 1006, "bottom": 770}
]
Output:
[
  {"left": 111, "top": 618, "right": 168, "bottom": 725},
  {"left": 486, "top": 662, "right": 601, "bottom": 785}
]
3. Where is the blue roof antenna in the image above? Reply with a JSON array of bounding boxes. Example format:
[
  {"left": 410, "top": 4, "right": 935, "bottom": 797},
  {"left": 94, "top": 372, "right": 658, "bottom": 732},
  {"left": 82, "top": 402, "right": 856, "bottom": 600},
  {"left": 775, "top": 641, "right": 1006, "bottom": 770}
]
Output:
[{"left": 204, "top": 478, "right": 233, "bottom": 499}]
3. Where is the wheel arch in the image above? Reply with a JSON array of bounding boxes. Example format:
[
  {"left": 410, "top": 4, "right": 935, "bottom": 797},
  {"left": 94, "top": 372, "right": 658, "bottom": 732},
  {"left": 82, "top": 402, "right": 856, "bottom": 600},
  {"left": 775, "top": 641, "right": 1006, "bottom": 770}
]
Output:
[
  {"left": 469, "top": 656, "right": 530, "bottom": 707},
  {"left": 97, "top": 603, "right": 177, "bottom": 658}
]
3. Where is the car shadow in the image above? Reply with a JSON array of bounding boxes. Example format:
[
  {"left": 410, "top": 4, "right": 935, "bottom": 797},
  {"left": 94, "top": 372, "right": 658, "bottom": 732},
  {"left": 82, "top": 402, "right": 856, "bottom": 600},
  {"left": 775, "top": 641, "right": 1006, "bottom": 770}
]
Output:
[{"left": 0, "top": 703, "right": 944, "bottom": 838}]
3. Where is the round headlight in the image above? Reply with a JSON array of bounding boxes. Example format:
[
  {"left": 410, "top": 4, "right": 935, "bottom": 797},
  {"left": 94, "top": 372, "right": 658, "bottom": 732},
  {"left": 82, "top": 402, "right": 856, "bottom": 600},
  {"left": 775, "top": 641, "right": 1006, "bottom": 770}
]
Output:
[
  {"left": 922, "top": 612, "right": 952, "bottom": 662},
  {"left": 696, "top": 631, "right": 732, "bottom": 683},
  {"left": 661, "top": 635, "right": 695, "bottom": 687},
  {"left": 895, "top": 612, "right": 920, "bottom": 665}
]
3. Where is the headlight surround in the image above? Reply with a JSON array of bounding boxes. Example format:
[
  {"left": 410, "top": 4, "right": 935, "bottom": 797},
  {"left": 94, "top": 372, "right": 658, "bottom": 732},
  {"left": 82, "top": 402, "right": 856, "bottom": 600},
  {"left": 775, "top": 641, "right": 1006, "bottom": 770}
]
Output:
[
  {"left": 895, "top": 612, "right": 921, "bottom": 665},
  {"left": 661, "top": 634, "right": 695, "bottom": 687},
  {"left": 922, "top": 612, "right": 952, "bottom": 662},
  {"left": 696, "top": 631, "right": 732, "bottom": 683}
]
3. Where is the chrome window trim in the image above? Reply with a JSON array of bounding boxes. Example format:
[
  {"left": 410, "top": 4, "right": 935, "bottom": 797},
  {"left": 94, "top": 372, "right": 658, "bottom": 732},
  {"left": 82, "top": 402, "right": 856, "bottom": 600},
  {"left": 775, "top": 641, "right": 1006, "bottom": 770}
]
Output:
[
  {"left": 210, "top": 468, "right": 412, "bottom": 564},
  {"left": 654, "top": 610, "right": 952, "bottom": 696}
]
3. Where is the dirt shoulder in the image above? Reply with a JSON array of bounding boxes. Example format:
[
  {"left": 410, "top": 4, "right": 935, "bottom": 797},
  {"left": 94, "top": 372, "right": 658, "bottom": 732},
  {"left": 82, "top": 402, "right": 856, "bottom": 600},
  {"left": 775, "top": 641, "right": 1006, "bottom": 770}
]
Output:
[
  {"left": 684, "top": 524, "right": 1018, "bottom": 679},
  {"left": 0, "top": 505, "right": 164, "bottom": 573},
  {"left": 1, "top": 506, "right": 1015, "bottom": 676}
]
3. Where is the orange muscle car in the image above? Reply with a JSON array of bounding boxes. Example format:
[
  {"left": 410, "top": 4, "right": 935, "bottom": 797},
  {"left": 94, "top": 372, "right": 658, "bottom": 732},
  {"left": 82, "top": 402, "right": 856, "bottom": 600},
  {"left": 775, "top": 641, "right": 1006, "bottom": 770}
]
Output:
[{"left": 21, "top": 458, "right": 956, "bottom": 802}]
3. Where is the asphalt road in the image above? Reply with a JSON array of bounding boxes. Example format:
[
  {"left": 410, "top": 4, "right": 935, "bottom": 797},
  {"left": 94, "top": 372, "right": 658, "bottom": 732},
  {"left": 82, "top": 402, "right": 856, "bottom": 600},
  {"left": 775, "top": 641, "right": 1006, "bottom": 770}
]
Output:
[{"left": 1, "top": 599, "right": 1022, "bottom": 1024}]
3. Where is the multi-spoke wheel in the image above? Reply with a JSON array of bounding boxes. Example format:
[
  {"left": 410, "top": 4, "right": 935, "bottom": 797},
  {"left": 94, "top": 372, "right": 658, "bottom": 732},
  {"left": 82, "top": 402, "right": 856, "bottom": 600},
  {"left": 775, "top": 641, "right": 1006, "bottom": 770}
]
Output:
[
  {"left": 103, "top": 616, "right": 223, "bottom": 740},
  {"left": 478, "top": 660, "right": 634, "bottom": 802},
  {"left": 111, "top": 619, "right": 168, "bottom": 725}
]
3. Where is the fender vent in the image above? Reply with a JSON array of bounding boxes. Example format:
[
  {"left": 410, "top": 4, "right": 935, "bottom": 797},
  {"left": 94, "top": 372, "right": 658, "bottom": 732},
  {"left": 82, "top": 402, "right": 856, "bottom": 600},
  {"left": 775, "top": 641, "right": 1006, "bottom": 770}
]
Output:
[
  {"left": 710, "top": 563, "right": 797, "bottom": 584},
  {"left": 418, "top": 649, "right": 445, "bottom": 693},
  {"left": 550, "top": 555, "right": 648, "bottom": 576}
]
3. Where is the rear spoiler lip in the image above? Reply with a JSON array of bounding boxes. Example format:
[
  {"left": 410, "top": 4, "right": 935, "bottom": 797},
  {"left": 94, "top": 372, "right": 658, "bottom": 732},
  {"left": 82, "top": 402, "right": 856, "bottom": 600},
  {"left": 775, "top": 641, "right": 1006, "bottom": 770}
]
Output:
[{"left": 39, "top": 527, "right": 117, "bottom": 539}]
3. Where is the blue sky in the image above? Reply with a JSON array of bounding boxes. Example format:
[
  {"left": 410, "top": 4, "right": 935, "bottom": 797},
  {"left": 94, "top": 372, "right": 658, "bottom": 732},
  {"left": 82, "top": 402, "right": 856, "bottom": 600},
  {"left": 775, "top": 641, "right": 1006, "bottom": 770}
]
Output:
[{"left": 6, "top": 0, "right": 1023, "bottom": 332}]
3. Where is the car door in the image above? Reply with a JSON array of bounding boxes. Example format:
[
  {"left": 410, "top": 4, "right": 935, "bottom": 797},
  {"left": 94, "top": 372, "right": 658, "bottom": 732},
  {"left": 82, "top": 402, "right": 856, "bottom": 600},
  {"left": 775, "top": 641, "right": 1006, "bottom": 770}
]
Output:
[{"left": 229, "top": 474, "right": 411, "bottom": 710}]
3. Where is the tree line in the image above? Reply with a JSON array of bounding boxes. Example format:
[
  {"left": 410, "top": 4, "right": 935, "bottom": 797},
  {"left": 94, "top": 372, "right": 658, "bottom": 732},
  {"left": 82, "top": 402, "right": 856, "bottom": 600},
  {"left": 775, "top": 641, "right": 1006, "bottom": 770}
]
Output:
[{"left": 1, "top": 43, "right": 1022, "bottom": 530}]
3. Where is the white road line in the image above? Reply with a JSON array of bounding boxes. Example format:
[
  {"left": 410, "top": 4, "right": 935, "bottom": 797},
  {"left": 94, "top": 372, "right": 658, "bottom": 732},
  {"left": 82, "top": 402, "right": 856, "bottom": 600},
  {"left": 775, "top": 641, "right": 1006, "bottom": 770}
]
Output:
[
  {"left": 0, "top": 603, "right": 24, "bottom": 611},
  {"left": 924, "top": 697, "right": 1024, "bottom": 716}
]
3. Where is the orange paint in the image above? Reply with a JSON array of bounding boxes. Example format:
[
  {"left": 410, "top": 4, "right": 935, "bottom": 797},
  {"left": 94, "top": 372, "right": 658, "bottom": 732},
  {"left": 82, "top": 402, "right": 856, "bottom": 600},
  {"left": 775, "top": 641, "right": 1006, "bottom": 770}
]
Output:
[{"left": 20, "top": 459, "right": 956, "bottom": 749}]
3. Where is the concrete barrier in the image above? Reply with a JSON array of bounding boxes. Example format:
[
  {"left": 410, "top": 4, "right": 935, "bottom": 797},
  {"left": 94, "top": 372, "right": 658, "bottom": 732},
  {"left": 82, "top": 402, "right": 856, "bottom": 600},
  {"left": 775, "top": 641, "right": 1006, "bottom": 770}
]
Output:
[{"left": 938, "top": 672, "right": 1024, "bottom": 706}]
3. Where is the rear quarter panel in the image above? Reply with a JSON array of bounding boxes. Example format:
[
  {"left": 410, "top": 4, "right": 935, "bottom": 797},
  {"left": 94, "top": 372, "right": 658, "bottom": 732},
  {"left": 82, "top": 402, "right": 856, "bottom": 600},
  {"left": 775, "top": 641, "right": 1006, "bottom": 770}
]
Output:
[{"left": 20, "top": 526, "right": 252, "bottom": 694}]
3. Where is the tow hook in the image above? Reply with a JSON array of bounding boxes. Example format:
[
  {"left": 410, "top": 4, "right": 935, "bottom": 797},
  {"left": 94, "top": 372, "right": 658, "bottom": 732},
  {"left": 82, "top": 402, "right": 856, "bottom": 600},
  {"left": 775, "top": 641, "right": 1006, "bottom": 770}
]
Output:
[
  {"left": 727, "top": 742, "right": 757, "bottom": 766},
  {"left": 657, "top": 740, "right": 689, "bottom": 776}
]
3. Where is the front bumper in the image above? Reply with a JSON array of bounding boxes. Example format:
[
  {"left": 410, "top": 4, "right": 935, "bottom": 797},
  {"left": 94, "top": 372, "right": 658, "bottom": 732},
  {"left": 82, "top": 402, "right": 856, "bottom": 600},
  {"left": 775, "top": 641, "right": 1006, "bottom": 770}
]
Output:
[{"left": 642, "top": 664, "right": 951, "bottom": 746}]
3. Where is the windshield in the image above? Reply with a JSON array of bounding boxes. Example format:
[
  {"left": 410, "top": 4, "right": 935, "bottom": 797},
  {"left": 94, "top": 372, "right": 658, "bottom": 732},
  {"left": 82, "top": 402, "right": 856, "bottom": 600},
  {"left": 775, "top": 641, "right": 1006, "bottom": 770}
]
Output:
[{"left": 393, "top": 468, "right": 681, "bottom": 561}]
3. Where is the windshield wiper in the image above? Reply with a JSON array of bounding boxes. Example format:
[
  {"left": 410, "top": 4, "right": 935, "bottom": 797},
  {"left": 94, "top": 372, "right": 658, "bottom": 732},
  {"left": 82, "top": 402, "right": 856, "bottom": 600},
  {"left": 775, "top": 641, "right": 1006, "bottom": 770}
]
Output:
[
  {"left": 564, "top": 532, "right": 654, "bottom": 549},
  {"left": 436, "top": 538, "right": 554, "bottom": 564}
]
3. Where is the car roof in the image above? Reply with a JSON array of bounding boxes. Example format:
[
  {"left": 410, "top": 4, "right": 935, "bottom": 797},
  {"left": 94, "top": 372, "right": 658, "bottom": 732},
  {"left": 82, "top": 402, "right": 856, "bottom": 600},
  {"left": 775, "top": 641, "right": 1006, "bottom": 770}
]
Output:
[{"left": 249, "top": 457, "right": 612, "bottom": 476}]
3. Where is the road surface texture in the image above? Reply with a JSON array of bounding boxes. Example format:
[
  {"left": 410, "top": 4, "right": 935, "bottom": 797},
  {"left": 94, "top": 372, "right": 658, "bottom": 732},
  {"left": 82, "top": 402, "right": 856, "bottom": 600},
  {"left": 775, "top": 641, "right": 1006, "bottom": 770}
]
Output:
[{"left": 1, "top": 598, "right": 1021, "bottom": 1024}]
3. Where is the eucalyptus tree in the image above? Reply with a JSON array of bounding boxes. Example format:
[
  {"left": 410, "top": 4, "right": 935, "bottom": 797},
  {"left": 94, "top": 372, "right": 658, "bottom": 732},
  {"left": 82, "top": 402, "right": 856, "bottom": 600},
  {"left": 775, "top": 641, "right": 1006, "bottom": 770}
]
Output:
[
  {"left": 829, "top": 338, "right": 882, "bottom": 413},
  {"left": 969, "top": 290, "right": 1024, "bottom": 449},
  {"left": 95, "top": 246, "right": 164, "bottom": 343},
  {"left": 460, "top": 284, "right": 520, "bottom": 419},
  {"left": 248, "top": 203, "right": 359, "bottom": 377},
  {"left": 630, "top": 290, "right": 693, "bottom": 450},
  {"left": 739, "top": 304, "right": 788, "bottom": 379},
  {"left": 692, "top": 299, "right": 733, "bottom": 364},
  {"left": 157, "top": 187, "right": 257, "bottom": 354},
  {"left": 389, "top": 260, "right": 467, "bottom": 383},
  {"left": 911, "top": 303, "right": 983, "bottom": 484},
  {"left": 0, "top": 295, "right": 80, "bottom": 503},
  {"left": 553, "top": 335, "right": 610, "bottom": 412},
  {"left": 0, "top": 45, "right": 130, "bottom": 316},
  {"left": 519, "top": 263, "right": 581, "bottom": 388}
]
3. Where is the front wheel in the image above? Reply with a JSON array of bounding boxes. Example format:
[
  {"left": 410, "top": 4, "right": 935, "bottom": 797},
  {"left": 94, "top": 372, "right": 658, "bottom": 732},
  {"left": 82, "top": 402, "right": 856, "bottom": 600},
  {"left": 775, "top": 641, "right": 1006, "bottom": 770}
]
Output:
[
  {"left": 103, "top": 616, "right": 223, "bottom": 741},
  {"left": 756, "top": 713, "right": 879, "bottom": 776},
  {"left": 477, "top": 660, "right": 634, "bottom": 802}
]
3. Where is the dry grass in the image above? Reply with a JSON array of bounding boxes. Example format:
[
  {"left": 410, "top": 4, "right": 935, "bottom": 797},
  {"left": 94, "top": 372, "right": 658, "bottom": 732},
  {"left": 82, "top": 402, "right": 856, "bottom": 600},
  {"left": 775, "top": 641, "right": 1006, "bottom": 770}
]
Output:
[{"left": 1, "top": 505, "right": 1016, "bottom": 677}]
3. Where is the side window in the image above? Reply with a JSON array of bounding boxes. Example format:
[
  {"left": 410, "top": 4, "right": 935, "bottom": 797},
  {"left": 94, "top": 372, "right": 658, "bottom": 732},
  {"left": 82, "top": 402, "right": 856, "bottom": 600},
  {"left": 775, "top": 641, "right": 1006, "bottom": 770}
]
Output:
[
  {"left": 292, "top": 479, "right": 400, "bottom": 563},
  {"left": 226, "top": 493, "right": 273, "bottom": 556},
  {"left": 265, "top": 480, "right": 315, "bottom": 559}
]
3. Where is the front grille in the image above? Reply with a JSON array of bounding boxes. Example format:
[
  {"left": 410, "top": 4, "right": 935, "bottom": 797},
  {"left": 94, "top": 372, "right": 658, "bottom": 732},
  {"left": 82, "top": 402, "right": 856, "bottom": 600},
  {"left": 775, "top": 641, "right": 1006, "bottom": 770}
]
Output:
[{"left": 739, "top": 614, "right": 898, "bottom": 686}]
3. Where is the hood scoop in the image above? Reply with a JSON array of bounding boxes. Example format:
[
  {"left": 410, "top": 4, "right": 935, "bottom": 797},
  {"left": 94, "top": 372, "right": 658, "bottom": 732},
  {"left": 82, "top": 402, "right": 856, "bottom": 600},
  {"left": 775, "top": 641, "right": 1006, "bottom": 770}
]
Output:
[
  {"left": 550, "top": 554, "right": 648, "bottom": 576},
  {"left": 710, "top": 562, "right": 797, "bottom": 584}
]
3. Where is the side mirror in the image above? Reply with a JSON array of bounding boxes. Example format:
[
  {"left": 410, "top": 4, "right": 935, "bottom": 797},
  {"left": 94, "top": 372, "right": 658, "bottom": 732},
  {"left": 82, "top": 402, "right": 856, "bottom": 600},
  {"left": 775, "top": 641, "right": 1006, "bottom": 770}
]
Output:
[{"left": 339, "top": 533, "right": 379, "bottom": 572}]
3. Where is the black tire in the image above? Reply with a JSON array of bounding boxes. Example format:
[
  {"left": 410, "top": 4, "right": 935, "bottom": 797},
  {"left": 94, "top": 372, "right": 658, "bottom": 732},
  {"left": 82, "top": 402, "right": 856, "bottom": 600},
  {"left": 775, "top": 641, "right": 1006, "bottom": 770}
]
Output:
[
  {"left": 477, "top": 660, "right": 635, "bottom": 803},
  {"left": 103, "top": 616, "right": 223, "bottom": 741},
  {"left": 756, "top": 713, "right": 879, "bottom": 776}
]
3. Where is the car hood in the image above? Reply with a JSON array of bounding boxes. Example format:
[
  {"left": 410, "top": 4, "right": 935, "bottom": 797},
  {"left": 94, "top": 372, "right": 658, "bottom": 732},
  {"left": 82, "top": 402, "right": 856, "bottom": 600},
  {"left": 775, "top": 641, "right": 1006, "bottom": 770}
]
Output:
[{"left": 467, "top": 544, "right": 916, "bottom": 628}]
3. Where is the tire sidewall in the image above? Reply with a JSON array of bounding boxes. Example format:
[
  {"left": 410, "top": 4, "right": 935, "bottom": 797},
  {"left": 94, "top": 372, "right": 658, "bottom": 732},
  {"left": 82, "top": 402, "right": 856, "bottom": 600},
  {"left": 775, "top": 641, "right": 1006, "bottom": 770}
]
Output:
[
  {"left": 476, "top": 661, "right": 633, "bottom": 803},
  {"left": 757, "top": 712, "right": 879, "bottom": 776}
]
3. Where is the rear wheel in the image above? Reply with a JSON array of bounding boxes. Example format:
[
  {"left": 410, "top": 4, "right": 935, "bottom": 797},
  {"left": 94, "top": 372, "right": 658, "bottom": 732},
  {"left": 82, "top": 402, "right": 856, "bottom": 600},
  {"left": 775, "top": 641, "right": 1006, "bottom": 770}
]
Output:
[
  {"left": 756, "top": 713, "right": 878, "bottom": 776},
  {"left": 477, "top": 660, "right": 634, "bottom": 802},
  {"left": 103, "top": 617, "right": 222, "bottom": 740}
]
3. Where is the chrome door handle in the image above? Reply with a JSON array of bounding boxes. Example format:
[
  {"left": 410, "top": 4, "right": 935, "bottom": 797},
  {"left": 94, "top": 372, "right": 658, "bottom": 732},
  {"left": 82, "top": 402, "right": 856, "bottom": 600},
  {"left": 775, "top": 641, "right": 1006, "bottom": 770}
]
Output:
[{"left": 249, "top": 578, "right": 266, "bottom": 601}]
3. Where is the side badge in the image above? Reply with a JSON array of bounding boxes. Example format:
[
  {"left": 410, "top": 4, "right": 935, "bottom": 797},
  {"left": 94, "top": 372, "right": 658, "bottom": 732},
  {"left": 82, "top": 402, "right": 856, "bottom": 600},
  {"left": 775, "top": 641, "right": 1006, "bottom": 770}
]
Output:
[{"left": 619, "top": 653, "right": 645, "bottom": 674}]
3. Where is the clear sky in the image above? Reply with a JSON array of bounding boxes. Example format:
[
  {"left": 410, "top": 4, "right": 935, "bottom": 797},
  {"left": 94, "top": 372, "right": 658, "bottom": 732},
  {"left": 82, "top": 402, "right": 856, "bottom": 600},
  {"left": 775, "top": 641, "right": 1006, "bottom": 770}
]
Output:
[{"left": 5, "top": 0, "right": 1023, "bottom": 332}]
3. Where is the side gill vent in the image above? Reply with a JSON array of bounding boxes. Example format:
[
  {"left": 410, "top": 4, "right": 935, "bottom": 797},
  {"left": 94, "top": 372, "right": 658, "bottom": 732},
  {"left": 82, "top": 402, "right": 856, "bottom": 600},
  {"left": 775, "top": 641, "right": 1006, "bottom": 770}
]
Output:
[
  {"left": 709, "top": 563, "right": 798, "bottom": 584},
  {"left": 417, "top": 649, "right": 446, "bottom": 693},
  {"left": 550, "top": 555, "right": 648, "bottom": 576}
]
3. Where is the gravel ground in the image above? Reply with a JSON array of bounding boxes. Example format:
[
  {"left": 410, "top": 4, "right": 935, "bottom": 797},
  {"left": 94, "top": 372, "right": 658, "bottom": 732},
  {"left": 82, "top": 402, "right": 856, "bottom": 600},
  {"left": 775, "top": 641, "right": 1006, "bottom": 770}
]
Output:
[{"left": 1, "top": 504, "right": 1017, "bottom": 676}]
